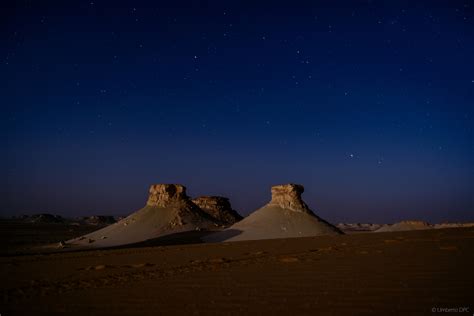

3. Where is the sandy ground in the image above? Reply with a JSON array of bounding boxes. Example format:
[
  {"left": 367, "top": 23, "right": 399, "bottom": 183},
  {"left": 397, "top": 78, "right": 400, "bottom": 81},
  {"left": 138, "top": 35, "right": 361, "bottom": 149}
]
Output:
[
  {"left": 0, "top": 221, "right": 102, "bottom": 255},
  {"left": 1, "top": 227, "right": 473, "bottom": 315}
]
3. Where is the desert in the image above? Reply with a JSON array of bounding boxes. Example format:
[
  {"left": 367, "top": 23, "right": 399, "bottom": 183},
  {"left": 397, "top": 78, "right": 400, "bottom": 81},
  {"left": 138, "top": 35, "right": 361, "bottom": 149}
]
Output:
[
  {"left": 3, "top": 1, "right": 473, "bottom": 314},
  {"left": 1, "top": 183, "right": 473, "bottom": 315},
  {"left": 1, "top": 224, "right": 473, "bottom": 315}
]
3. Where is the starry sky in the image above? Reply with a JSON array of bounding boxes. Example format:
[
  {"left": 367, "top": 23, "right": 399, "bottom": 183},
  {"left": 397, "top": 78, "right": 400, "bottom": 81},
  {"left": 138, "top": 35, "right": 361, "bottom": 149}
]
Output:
[{"left": 2, "top": 1, "right": 473, "bottom": 223}]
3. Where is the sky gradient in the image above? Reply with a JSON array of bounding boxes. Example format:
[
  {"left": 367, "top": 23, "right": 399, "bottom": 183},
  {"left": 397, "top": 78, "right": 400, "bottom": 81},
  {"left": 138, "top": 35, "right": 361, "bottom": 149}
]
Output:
[{"left": 2, "top": 1, "right": 473, "bottom": 223}]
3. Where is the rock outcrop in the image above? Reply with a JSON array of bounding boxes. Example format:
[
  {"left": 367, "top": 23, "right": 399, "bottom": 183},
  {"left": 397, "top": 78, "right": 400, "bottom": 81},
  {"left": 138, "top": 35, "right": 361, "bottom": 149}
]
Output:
[
  {"left": 375, "top": 220, "right": 432, "bottom": 232},
  {"left": 19, "top": 214, "right": 65, "bottom": 224},
  {"left": 68, "top": 184, "right": 218, "bottom": 249},
  {"left": 434, "top": 222, "right": 474, "bottom": 229},
  {"left": 77, "top": 216, "right": 117, "bottom": 226},
  {"left": 267, "top": 184, "right": 312, "bottom": 214},
  {"left": 192, "top": 196, "right": 242, "bottom": 226},
  {"left": 337, "top": 223, "right": 383, "bottom": 233},
  {"left": 147, "top": 184, "right": 188, "bottom": 207},
  {"left": 204, "top": 184, "right": 342, "bottom": 242}
]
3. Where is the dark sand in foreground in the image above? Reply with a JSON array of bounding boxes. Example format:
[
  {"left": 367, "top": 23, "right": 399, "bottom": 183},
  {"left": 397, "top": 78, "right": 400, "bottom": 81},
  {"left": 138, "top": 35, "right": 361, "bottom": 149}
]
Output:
[{"left": 2, "top": 227, "right": 473, "bottom": 315}]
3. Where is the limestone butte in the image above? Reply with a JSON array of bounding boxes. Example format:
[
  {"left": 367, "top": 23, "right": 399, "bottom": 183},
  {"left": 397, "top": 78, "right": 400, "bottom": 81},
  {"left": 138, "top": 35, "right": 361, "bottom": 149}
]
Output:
[{"left": 204, "top": 184, "right": 342, "bottom": 242}]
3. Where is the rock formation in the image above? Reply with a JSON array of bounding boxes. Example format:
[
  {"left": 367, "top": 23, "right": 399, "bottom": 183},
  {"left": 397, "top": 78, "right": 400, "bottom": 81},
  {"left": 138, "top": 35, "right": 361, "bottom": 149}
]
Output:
[
  {"left": 375, "top": 220, "right": 433, "bottom": 232},
  {"left": 268, "top": 184, "right": 312, "bottom": 214},
  {"left": 67, "top": 184, "right": 218, "bottom": 249},
  {"left": 433, "top": 222, "right": 474, "bottom": 229},
  {"left": 76, "top": 216, "right": 117, "bottom": 226},
  {"left": 337, "top": 223, "right": 383, "bottom": 233},
  {"left": 192, "top": 196, "right": 242, "bottom": 226},
  {"left": 19, "top": 214, "right": 65, "bottom": 224},
  {"left": 203, "top": 184, "right": 342, "bottom": 242},
  {"left": 147, "top": 184, "right": 188, "bottom": 207}
]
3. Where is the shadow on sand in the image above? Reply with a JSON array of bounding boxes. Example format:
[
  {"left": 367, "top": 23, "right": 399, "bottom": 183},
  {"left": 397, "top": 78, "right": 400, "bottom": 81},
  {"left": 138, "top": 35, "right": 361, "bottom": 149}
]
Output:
[
  {"left": 98, "top": 229, "right": 243, "bottom": 249},
  {"left": 2, "top": 229, "right": 244, "bottom": 256},
  {"left": 201, "top": 229, "right": 243, "bottom": 242}
]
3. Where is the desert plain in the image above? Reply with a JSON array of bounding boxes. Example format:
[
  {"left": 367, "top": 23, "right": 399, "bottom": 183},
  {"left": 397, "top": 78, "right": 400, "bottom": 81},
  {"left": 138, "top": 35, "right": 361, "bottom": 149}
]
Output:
[
  {"left": 1, "top": 184, "right": 473, "bottom": 315},
  {"left": 1, "top": 226, "right": 473, "bottom": 315}
]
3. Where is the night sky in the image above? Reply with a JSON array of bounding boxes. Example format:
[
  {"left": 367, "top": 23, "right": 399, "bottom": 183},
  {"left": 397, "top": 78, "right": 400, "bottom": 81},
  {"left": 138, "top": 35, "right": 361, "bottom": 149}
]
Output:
[{"left": 2, "top": 1, "right": 473, "bottom": 223}]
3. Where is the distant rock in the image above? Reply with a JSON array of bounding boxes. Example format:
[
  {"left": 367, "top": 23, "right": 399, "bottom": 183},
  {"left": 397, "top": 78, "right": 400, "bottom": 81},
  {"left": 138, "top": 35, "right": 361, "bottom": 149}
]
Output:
[
  {"left": 433, "top": 222, "right": 474, "bottom": 229},
  {"left": 192, "top": 196, "right": 242, "bottom": 226},
  {"left": 337, "top": 223, "right": 383, "bottom": 232},
  {"left": 19, "top": 214, "right": 65, "bottom": 224},
  {"left": 375, "top": 220, "right": 432, "bottom": 232},
  {"left": 204, "top": 184, "right": 342, "bottom": 242},
  {"left": 76, "top": 216, "right": 116, "bottom": 226}
]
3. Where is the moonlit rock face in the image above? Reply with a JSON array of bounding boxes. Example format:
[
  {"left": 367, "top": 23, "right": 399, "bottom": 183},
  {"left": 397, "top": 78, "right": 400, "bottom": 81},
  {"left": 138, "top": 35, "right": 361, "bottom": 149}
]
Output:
[
  {"left": 268, "top": 184, "right": 312, "bottom": 214},
  {"left": 146, "top": 184, "right": 188, "bottom": 207},
  {"left": 203, "top": 184, "right": 342, "bottom": 242},
  {"left": 191, "top": 196, "right": 242, "bottom": 226}
]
